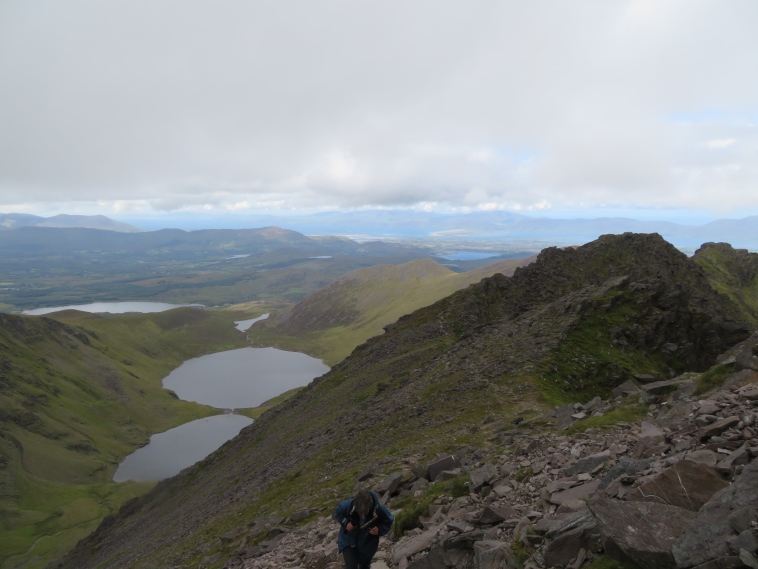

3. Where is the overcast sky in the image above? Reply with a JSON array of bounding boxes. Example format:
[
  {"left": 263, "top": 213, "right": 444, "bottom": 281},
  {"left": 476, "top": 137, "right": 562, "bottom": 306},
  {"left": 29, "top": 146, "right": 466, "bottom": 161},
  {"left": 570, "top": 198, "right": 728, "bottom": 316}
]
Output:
[{"left": 1, "top": 1, "right": 757, "bottom": 221}]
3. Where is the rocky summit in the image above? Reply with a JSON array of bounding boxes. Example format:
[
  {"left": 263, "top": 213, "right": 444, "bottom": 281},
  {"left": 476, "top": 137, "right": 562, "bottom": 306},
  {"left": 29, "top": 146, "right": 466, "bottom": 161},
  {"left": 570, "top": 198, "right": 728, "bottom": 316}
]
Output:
[{"left": 53, "top": 234, "right": 758, "bottom": 569}]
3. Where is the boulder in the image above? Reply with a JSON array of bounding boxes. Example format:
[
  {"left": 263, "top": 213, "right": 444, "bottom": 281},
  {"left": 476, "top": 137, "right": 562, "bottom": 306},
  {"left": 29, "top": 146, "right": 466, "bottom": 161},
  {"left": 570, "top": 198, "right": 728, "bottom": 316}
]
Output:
[
  {"left": 473, "top": 540, "right": 521, "bottom": 569},
  {"left": 549, "top": 479, "right": 600, "bottom": 506},
  {"left": 625, "top": 460, "right": 729, "bottom": 511},
  {"left": 698, "top": 416, "right": 741, "bottom": 441},
  {"left": 427, "top": 456, "right": 460, "bottom": 482},
  {"left": 543, "top": 518, "right": 599, "bottom": 568},
  {"left": 392, "top": 527, "right": 440, "bottom": 565},
  {"left": 612, "top": 379, "right": 641, "bottom": 398},
  {"left": 673, "top": 458, "right": 758, "bottom": 568},
  {"left": 590, "top": 498, "right": 697, "bottom": 569},
  {"left": 405, "top": 546, "right": 448, "bottom": 569},
  {"left": 561, "top": 451, "right": 610, "bottom": 477},
  {"left": 469, "top": 463, "right": 498, "bottom": 491},
  {"left": 376, "top": 472, "right": 404, "bottom": 495},
  {"left": 556, "top": 404, "right": 576, "bottom": 430}
]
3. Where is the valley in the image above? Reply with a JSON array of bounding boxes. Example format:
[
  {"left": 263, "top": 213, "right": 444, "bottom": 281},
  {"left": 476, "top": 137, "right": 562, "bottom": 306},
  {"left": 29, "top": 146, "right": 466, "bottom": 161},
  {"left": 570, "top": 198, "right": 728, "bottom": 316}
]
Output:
[
  {"left": 1, "top": 223, "right": 758, "bottom": 569},
  {"left": 42, "top": 233, "right": 758, "bottom": 569}
]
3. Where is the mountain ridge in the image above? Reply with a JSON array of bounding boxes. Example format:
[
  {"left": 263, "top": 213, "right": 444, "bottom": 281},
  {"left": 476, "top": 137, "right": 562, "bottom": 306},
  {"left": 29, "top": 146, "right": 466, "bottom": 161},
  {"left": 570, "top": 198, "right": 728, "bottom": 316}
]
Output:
[{"left": 53, "top": 233, "right": 755, "bottom": 568}]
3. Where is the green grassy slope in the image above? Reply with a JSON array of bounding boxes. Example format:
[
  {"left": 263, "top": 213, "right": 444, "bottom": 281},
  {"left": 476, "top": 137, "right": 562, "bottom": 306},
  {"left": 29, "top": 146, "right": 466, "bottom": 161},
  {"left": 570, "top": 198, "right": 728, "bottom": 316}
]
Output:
[
  {"left": 0, "top": 306, "right": 257, "bottom": 569},
  {"left": 252, "top": 256, "right": 535, "bottom": 364},
  {"left": 693, "top": 242, "right": 758, "bottom": 326},
  {"left": 53, "top": 234, "right": 753, "bottom": 569}
]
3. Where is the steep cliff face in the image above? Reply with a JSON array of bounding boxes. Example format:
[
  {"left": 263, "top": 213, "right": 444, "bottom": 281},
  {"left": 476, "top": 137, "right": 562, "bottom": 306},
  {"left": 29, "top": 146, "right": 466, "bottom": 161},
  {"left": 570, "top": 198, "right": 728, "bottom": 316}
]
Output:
[{"left": 55, "top": 234, "right": 753, "bottom": 568}]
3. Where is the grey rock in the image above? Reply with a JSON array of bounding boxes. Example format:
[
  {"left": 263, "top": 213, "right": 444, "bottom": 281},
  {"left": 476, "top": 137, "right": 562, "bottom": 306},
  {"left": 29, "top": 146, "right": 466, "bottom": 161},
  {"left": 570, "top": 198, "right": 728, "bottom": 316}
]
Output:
[
  {"left": 732, "top": 530, "right": 758, "bottom": 555},
  {"left": 406, "top": 546, "right": 448, "bottom": 569},
  {"left": 561, "top": 451, "right": 610, "bottom": 477},
  {"left": 549, "top": 479, "right": 600, "bottom": 505},
  {"left": 473, "top": 540, "right": 521, "bottom": 569},
  {"left": 699, "top": 416, "right": 741, "bottom": 441},
  {"left": 686, "top": 449, "right": 720, "bottom": 467},
  {"left": 625, "top": 460, "right": 729, "bottom": 511},
  {"left": 556, "top": 404, "right": 576, "bottom": 430},
  {"left": 612, "top": 379, "right": 641, "bottom": 398},
  {"left": 376, "top": 472, "right": 404, "bottom": 496},
  {"left": 598, "top": 458, "right": 654, "bottom": 490},
  {"left": 673, "top": 458, "right": 758, "bottom": 568},
  {"left": 470, "top": 464, "right": 498, "bottom": 491},
  {"left": 476, "top": 505, "right": 518, "bottom": 526},
  {"left": 443, "top": 530, "right": 485, "bottom": 551},
  {"left": 427, "top": 456, "right": 460, "bottom": 482},
  {"left": 543, "top": 520, "right": 599, "bottom": 569},
  {"left": 392, "top": 527, "right": 440, "bottom": 564},
  {"left": 590, "top": 498, "right": 697, "bottom": 569}
]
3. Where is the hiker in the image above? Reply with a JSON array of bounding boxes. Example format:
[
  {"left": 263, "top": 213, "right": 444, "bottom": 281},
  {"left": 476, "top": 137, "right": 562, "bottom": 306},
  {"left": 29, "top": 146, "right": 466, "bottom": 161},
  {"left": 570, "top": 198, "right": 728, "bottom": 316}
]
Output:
[{"left": 333, "top": 489, "right": 394, "bottom": 569}]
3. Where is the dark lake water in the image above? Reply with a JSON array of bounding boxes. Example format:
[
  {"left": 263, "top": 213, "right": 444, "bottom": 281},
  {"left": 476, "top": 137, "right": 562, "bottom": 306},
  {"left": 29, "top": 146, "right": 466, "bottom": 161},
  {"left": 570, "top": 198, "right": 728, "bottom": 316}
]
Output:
[
  {"left": 163, "top": 347, "right": 329, "bottom": 409},
  {"left": 23, "top": 301, "right": 202, "bottom": 315},
  {"left": 112, "top": 414, "right": 253, "bottom": 482},
  {"left": 113, "top": 347, "right": 329, "bottom": 482}
]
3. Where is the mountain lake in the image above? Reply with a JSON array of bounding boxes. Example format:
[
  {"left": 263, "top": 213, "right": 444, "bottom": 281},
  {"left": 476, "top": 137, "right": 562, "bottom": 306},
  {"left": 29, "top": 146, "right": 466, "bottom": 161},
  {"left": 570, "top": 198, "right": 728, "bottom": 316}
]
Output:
[{"left": 113, "top": 347, "right": 329, "bottom": 482}]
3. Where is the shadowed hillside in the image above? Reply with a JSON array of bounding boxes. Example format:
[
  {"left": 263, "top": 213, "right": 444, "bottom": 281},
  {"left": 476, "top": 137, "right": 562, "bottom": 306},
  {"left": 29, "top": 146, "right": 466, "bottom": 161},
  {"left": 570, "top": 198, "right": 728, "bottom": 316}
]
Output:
[
  {"left": 0, "top": 307, "right": 256, "bottom": 568},
  {"left": 54, "top": 233, "right": 753, "bottom": 569}
]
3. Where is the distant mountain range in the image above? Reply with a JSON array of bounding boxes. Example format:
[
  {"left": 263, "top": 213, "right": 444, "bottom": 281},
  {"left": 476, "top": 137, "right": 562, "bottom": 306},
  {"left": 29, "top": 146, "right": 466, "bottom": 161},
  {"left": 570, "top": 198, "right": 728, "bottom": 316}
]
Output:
[
  {"left": 119, "top": 210, "right": 758, "bottom": 250},
  {"left": 0, "top": 213, "right": 141, "bottom": 232},
  {"left": 2, "top": 211, "right": 756, "bottom": 250}
]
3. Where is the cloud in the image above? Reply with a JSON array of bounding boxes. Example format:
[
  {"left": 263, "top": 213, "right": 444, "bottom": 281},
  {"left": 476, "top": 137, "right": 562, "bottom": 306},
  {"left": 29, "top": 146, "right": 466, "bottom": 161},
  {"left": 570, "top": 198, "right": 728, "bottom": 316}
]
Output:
[{"left": 1, "top": 1, "right": 757, "bottom": 217}]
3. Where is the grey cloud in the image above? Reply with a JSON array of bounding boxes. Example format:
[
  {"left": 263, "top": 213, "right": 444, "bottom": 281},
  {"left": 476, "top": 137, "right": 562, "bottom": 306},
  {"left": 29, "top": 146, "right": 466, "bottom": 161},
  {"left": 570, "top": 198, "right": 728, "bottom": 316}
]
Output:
[{"left": 1, "top": 1, "right": 757, "bottom": 215}]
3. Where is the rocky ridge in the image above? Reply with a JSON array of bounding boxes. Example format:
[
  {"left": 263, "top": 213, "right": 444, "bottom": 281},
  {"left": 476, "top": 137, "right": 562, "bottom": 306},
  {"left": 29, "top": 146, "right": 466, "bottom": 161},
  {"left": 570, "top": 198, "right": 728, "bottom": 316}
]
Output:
[
  {"left": 52, "top": 234, "right": 755, "bottom": 568},
  {"left": 236, "top": 333, "right": 758, "bottom": 569}
]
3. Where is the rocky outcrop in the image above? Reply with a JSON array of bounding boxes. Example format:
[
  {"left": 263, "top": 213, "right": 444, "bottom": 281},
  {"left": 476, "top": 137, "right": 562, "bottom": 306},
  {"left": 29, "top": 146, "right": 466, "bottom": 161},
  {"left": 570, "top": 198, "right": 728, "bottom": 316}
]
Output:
[{"left": 239, "top": 359, "right": 758, "bottom": 569}]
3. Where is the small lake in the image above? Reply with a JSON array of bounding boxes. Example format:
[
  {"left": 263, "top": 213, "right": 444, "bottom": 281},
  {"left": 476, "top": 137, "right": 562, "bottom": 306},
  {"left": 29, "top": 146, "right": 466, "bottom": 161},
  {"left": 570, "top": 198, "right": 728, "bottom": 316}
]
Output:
[
  {"left": 163, "top": 347, "right": 329, "bottom": 409},
  {"left": 23, "top": 301, "right": 202, "bottom": 316},
  {"left": 114, "top": 346, "right": 329, "bottom": 482},
  {"left": 234, "top": 313, "right": 269, "bottom": 331},
  {"left": 112, "top": 414, "right": 253, "bottom": 482},
  {"left": 438, "top": 251, "right": 499, "bottom": 261}
]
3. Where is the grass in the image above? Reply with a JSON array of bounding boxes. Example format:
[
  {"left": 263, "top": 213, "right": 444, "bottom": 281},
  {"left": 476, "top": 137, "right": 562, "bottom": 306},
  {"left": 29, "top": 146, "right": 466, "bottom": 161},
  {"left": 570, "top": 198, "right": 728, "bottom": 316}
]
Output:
[
  {"left": 391, "top": 480, "right": 457, "bottom": 538},
  {"left": 564, "top": 403, "right": 648, "bottom": 434},
  {"left": 0, "top": 307, "right": 254, "bottom": 568},
  {"left": 694, "top": 364, "right": 733, "bottom": 395}
]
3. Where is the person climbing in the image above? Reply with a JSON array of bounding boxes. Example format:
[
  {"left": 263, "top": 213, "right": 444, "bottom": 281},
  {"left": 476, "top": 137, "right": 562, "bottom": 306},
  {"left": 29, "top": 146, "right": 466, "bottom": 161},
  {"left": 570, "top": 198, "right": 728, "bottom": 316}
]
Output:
[{"left": 333, "top": 489, "right": 394, "bottom": 569}]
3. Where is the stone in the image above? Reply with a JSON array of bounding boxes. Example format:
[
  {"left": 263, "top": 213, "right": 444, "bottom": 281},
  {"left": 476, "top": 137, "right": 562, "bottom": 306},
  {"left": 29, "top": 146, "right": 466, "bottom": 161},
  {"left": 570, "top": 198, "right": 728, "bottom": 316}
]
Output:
[
  {"left": 598, "top": 458, "right": 653, "bottom": 490},
  {"left": 549, "top": 479, "right": 600, "bottom": 505},
  {"left": 392, "top": 527, "right": 440, "bottom": 565},
  {"left": 590, "top": 498, "right": 697, "bottom": 569},
  {"left": 686, "top": 449, "right": 720, "bottom": 467},
  {"left": 699, "top": 416, "right": 741, "bottom": 440},
  {"left": 289, "top": 509, "right": 311, "bottom": 522},
  {"left": 735, "top": 339, "right": 758, "bottom": 372},
  {"left": 442, "top": 530, "right": 485, "bottom": 550},
  {"left": 612, "top": 379, "right": 641, "bottom": 398},
  {"left": 561, "top": 451, "right": 610, "bottom": 477},
  {"left": 722, "top": 369, "right": 758, "bottom": 391},
  {"left": 732, "top": 530, "right": 758, "bottom": 555},
  {"left": 543, "top": 520, "right": 599, "bottom": 569},
  {"left": 625, "top": 460, "right": 729, "bottom": 511},
  {"left": 635, "top": 374, "right": 658, "bottom": 383},
  {"left": 376, "top": 472, "right": 404, "bottom": 496},
  {"left": 737, "top": 383, "right": 758, "bottom": 401},
  {"left": 673, "top": 458, "right": 758, "bottom": 568},
  {"left": 473, "top": 540, "right": 521, "bottom": 569},
  {"left": 405, "top": 546, "right": 447, "bottom": 569},
  {"left": 640, "top": 379, "right": 692, "bottom": 403},
  {"left": 427, "top": 456, "right": 460, "bottom": 482},
  {"left": 470, "top": 463, "right": 498, "bottom": 490},
  {"left": 556, "top": 403, "right": 576, "bottom": 430},
  {"left": 476, "top": 505, "right": 519, "bottom": 526}
]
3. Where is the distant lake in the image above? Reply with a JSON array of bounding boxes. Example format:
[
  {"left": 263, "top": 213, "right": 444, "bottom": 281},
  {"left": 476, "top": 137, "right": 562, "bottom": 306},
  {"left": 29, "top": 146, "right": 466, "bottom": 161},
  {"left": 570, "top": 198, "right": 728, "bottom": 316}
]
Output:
[
  {"left": 163, "top": 347, "right": 329, "bottom": 409},
  {"left": 23, "top": 301, "right": 202, "bottom": 316},
  {"left": 234, "top": 313, "right": 269, "bottom": 331},
  {"left": 112, "top": 414, "right": 253, "bottom": 482},
  {"left": 438, "top": 251, "right": 499, "bottom": 261}
]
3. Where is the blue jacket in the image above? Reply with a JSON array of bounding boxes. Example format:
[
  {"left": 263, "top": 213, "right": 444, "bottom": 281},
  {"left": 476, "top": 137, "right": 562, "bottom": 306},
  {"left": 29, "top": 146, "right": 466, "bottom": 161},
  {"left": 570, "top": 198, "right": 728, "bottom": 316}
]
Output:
[{"left": 333, "top": 491, "right": 394, "bottom": 563}]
